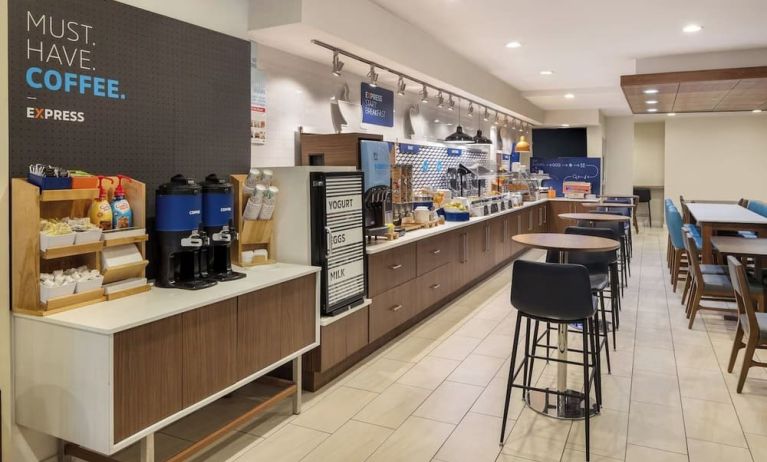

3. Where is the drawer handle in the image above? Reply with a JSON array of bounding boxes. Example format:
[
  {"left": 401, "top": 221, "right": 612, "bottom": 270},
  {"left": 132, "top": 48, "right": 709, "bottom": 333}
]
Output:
[
  {"left": 431, "top": 283, "right": 441, "bottom": 289},
  {"left": 390, "top": 304, "right": 403, "bottom": 312},
  {"left": 390, "top": 264, "right": 403, "bottom": 270},
  {"left": 431, "top": 249, "right": 441, "bottom": 255}
]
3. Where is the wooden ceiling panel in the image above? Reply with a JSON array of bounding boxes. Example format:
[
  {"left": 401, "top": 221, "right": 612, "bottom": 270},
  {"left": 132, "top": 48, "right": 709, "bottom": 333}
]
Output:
[{"left": 620, "top": 66, "right": 767, "bottom": 114}]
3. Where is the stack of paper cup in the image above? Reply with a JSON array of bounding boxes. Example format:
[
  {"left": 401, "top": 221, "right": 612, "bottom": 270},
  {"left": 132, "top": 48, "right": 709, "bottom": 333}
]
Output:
[{"left": 259, "top": 186, "right": 279, "bottom": 220}]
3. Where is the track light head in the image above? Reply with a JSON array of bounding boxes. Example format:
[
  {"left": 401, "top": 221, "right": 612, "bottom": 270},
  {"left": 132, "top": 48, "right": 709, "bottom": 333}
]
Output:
[
  {"left": 367, "top": 65, "right": 378, "bottom": 87},
  {"left": 397, "top": 76, "right": 406, "bottom": 96},
  {"left": 437, "top": 91, "right": 445, "bottom": 108},
  {"left": 420, "top": 85, "right": 429, "bottom": 103},
  {"left": 331, "top": 51, "right": 344, "bottom": 77},
  {"left": 448, "top": 95, "right": 456, "bottom": 111},
  {"left": 483, "top": 107, "right": 490, "bottom": 122},
  {"left": 467, "top": 102, "right": 474, "bottom": 118}
]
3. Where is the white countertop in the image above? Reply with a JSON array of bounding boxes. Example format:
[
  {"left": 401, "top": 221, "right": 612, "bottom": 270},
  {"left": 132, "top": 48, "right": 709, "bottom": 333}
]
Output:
[
  {"left": 15, "top": 263, "right": 321, "bottom": 335},
  {"left": 366, "top": 198, "right": 598, "bottom": 255},
  {"left": 686, "top": 203, "right": 767, "bottom": 225}
]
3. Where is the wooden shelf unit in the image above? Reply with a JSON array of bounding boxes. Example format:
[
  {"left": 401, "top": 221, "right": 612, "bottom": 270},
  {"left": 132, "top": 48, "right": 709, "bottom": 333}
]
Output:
[
  {"left": 230, "top": 174, "right": 275, "bottom": 266},
  {"left": 11, "top": 177, "right": 151, "bottom": 315}
]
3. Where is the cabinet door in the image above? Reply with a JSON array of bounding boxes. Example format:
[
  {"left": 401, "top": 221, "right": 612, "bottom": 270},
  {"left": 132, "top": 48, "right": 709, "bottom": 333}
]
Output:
[
  {"left": 237, "top": 284, "right": 282, "bottom": 379},
  {"left": 369, "top": 279, "right": 417, "bottom": 341},
  {"left": 114, "top": 316, "right": 183, "bottom": 442},
  {"left": 182, "top": 299, "right": 237, "bottom": 407},
  {"left": 368, "top": 243, "right": 416, "bottom": 297},
  {"left": 494, "top": 216, "right": 510, "bottom": 265},
  {"left": 417, "top": 233, "right": 455, "bottom": 276},
  {"left": 455, "top": 230, "right": 471, "bottom": 288},
  {"left": 280, "top": 274, "right": 318, "bottom": 357},
  {"left": 549, "top": 201, "right": 572, "bottom": 233}
]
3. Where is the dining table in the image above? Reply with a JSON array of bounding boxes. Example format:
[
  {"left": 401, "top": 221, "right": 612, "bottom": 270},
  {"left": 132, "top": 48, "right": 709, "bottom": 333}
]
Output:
[
  {"left": 511, "top": 233, "right": 620, "bottom": 420},
  {"left": 559, "top": 212, "right": 631, "bottom": 224},
  {"left": 712, "top": 236, "right": 767, "bottom": 280},
  {"left": 686, "top": 203, "right": 767, "bottom": 263}
]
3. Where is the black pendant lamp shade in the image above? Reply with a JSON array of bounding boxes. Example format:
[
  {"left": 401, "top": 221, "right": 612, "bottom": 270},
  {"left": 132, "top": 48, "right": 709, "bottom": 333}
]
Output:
[
  {"left": 446, "top": 125, "right": 474, "bottom": 144},
  {"left": 473, "top": 129, "right": 492, "bottom": 145}
]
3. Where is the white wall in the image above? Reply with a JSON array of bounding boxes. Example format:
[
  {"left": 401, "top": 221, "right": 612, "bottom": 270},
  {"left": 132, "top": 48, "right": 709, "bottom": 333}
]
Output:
[
  {"left": 633, "top": 122, "right": 665, "bottom": 225},
  {"left": 603, "top": 116, "right": 635, "bottom": 195},
  {"left": 251, "top": 44, "right": 516, "bottom": 168},
  {"left": 665, "top": 114, "right": 767, "bottom": 203}
]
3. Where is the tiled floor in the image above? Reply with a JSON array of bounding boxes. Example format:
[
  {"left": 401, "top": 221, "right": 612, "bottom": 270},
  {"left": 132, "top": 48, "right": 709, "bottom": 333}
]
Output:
[{"left": 111, "top": 228, "right": 767, "bottom": 462}]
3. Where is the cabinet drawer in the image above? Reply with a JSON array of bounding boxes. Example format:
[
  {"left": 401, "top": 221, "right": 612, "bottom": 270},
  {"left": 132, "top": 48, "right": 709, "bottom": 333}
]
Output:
[
  {"left": 417, "top": 264, "right": 453, "bottom": 313},
  {"left": 416, "top": 233, "right": 455, "bottom": 276},
  {"left": 368, "top": 243, "right": 416, "bottom": 297},
  {"left": 369, "top": 279, "right": 416, "bottom": 341}
]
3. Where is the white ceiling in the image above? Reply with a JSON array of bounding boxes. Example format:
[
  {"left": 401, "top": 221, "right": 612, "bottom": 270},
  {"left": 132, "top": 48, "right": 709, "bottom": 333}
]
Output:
[{"left": 371, "top": 0, "right": 767, "bottom": 115}]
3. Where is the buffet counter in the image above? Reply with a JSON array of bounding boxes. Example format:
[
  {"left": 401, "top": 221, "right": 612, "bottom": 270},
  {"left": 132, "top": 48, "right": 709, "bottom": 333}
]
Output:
[
  {"left": 14, "top": 263, "right": 320, "bottom": 457},
  {"left": 303, "top": 197, "right": 599, "bottom": 390}
]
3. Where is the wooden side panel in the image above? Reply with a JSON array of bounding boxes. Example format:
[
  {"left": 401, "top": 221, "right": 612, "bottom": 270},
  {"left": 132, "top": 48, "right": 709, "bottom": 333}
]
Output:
[
  {"left": 280, "top": 274, "right": 317, "bottom": 356},
  {"left": 345, "top": 307, "right": 369, "bottom": 356},
  {"left": 182, "top": 299, "right": 238, "bottom": 407},
  {"left": 319, "top": 320, "right": 347, "bottom": 370},
  {"left": 299, "top": 133, "right": 383, "bottom": 166},
  {"left": 11, "top": 179, "right": 41, "bottom": 311},
  {"left": 237, "top": 284, "right": 282, "bottom": 379},
  {"left": 114, "top": 316, "right": 183, "bottom": 442}
]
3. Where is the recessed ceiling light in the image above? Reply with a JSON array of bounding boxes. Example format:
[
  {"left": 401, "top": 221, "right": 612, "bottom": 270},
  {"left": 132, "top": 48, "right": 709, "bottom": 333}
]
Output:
[
  {"left": 647, "top": 108, "right": 658, "bottom": 113},
  {"left": 646, "top": 100, "right": 658, "bottom": 104},
  {"left": 564, "top": 93, "right": 575, "bottom": 99},
  {"left": 753, "top": 109, "right": 763, "bottom": 113},
  {"left": 560, "top": 124, "right": 570, "bottom": 127},
  {"left": 643, "top": 89, "right": 659, "bottom": 94},
  {"left": 539, "top": 70, "right": 554, "bottom": 76},
  {"left": 434, "top": 119, "right": 440, "bottom": 123},
  {"left": 668, "top": 113, "right": 676, "bottom": 117},
  {"left": 505, "top": 41, "right": 522, "bottom": 48},
  {"left": 683, "top": 24, "right": 703, "bottom": 33}
]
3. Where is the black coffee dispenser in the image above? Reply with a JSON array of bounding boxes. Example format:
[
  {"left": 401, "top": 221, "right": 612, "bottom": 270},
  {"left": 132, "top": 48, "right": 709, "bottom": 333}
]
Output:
[
  {"left": 201, "top": 174, "right": 245, "bottom": 281},
  {"left": 155, "top": 174, "right": 217, "bottom": 290}
]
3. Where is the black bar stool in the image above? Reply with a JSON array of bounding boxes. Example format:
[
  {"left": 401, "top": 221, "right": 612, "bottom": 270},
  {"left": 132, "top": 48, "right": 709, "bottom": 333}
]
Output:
[{"left": 500, "top": 260, "right": 600, "bottom": 461}]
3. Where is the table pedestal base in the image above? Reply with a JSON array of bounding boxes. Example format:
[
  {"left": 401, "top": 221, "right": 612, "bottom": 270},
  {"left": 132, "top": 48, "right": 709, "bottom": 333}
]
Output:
[{"left": 526, "top": 389, "right": 600, "bottom": 420}]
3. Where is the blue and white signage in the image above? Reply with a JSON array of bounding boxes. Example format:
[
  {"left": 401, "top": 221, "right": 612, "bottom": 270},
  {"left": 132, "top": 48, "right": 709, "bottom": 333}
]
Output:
[{"left": 361, "top": 82, "right": 394, "bottom": 127}]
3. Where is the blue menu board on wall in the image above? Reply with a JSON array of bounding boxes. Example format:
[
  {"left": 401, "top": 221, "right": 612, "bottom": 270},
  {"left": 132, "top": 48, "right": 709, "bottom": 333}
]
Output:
[{"left": 530, "top": 157, "right": 602, "bottom": 195}]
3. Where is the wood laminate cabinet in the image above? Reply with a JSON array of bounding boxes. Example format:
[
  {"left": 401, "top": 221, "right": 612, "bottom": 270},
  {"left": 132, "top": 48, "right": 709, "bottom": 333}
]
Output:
[
  {"left": 182, "top": 299, "right": 237, "bottom": 407},
  {"left": 368, "top": 243, "right": 417, "bottom": 297},
  {"left": 114, "top": 316, "right": 183, "bottom": 442}
]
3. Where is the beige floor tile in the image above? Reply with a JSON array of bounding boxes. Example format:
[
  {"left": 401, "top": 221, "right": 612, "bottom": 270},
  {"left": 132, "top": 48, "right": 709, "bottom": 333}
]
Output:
[
  {"left": 454, "top": 317, "right": 500, "bottom": 339},
  {"left": 600, "top": 374, "right": 632, "bottom": 413},
  {"left": 353, "top": 383, "right": 432, "bottom": 429},
  {"left": 189, "top": 431, "right": 261, "bottom": 462},
  {"left": 301, "top": 420, "right": 392, "bottom": 462},
  {"left": 471, "top": 376, "right": 526, "bottom": 421},
  {"left": 232, "top": 424, "right": 328, "bottom": 462},
  {"left": 428, "top": 334, "right": 483, "bottom": 361},
  {"left": 567, "top": 408, "right": 629, "bottom": 460},
  {"left": 238, "top": 401, "right": 295, "bottom": 438},
  {"left": 434, "top": 412, "right": 508, "bottom": 462},
  {"left": 687, "top": 438, "right": 752, "bottom": 462},
  {"left": 474, "top": 333, "right": 516, "bottom": 359},
  {"left": 412, "top": 316, "right": 465, "bottom": 340},
  {"left": 674, "top": 343, "right": 721, "bottom": 371},
  {"left": 682, "top": 397, "right": 748, "bottom": 448},
  {"left": 627, "top": 401, "right": 687, "bottom": 454},
  {"left": 630, "top": 369, "right": 681, "bottom": 408},
  {"left": 746, "top": 432, "right": 767, "bottom": 461},
  {"left": 633, "top": 346, "right": 677, "bottom": 375},
  {"left": 559, "top": 447, "right": 622, "bottom": 461},
  {"left": 344, "top": 358, "right": 414, "bottom": 392},
  {"left": 635, "top": 327, "right": 674, "bottom": 350},
  {"left": 448, "top": 353, "right": 506, "bottom": 387},
  {"left": 501, "top": 409, "right": 571, "bottom": 462},
  {"left": 366, "top": 416, "right": 455, "bottom": 462},
  {"left": 491, "top": 315, "right": 520, "bottom": 337},
  {"left": 413, "top": 380, "right": 484, "bottom": 424},
  {"left": 474, "top": 301, "right": 513, "bottom": 322},
  {"left": 291, "top": 386, "right": 377, "bottom": 433},
  {"left": 383, "top": 335, "right": 439, "bottom": 362},
  {"left": 397, "top": 356, "right": 461, "bottom": 390},
  {"left": 677, "top": 367, "right": 732, "bottom": 403},
  {"left": 624, "top": 443, "right": 688, "bottom": 462}
]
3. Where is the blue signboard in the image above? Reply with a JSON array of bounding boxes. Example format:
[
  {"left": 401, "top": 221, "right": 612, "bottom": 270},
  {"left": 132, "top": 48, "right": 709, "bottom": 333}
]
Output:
[
  {"left": 447, "top": 148, "right": 462, "bottom": 157},
  {"left": 361, "top": 82, "right": 394, "bottom": 127},
  {"left": 399, "top": 143, "right": 420, "bottom": 154},
  {"left": 530, "top": 157, "right": 602, "bottom": 196}
]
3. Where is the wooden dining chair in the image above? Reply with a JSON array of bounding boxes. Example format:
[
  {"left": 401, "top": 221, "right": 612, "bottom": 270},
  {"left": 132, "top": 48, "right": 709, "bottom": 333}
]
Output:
[
  {"left": 726, "top": 256, "right": 767, "bottom": 393},
  {"left": 686, "top": 234, "right": 765, "bottom": 329}
]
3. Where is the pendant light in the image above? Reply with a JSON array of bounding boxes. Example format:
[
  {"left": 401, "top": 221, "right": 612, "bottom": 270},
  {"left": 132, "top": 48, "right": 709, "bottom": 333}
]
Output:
[
  {"left": 472, "top": 106, "right": 492, "bottom": 145},
  {"left": 445, "top": 98, "right": 474, "bottom": 144},
  {"left": 516, "top": 120, "right": 531, "bottom": 152}
]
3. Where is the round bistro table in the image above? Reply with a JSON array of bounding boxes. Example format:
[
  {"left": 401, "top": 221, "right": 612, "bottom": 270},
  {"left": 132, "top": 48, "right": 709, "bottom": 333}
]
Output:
[{"left": 511, "top": 233, "right": 620, "bottom": 420}]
